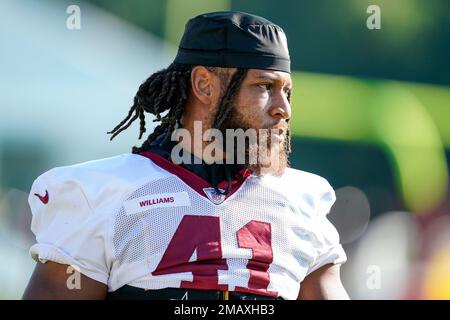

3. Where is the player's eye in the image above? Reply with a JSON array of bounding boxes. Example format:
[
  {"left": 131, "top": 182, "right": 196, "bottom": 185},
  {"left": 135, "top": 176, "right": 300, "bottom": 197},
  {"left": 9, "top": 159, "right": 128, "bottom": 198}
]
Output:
[
  {"left": 257, "top": 83, "right": 273, "bottom": 91},
  {"left": 284, "top": 88, "right": 292, "bottom": 101}
]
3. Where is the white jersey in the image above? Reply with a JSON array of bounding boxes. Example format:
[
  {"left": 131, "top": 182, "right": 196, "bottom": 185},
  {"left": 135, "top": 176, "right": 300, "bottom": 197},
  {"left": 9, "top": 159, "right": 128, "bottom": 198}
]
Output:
[{"left": 28, "top": 151, "right": 346, "bottom": 300}]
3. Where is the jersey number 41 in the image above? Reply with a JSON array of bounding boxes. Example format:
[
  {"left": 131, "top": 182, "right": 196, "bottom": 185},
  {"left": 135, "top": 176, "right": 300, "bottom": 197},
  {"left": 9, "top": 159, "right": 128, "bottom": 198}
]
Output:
[{"left": 152, "top": 215, "right": 277, "bottom": 297}]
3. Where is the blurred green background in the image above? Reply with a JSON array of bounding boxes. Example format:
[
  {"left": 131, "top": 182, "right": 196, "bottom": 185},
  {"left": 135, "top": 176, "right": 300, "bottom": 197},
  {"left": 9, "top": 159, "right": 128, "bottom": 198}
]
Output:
[{"left": 1, "top": 0, "right": 449, "bottom": 299}]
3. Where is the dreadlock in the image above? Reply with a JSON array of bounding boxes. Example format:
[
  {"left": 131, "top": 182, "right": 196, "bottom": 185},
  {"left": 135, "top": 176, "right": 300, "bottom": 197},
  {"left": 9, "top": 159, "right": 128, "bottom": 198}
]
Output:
[
  {"left": 107, "top": 63, "right": 190, "bottom": 153},
  {"left": 107, "top": 63, "right": 248, "bottom": 154}
]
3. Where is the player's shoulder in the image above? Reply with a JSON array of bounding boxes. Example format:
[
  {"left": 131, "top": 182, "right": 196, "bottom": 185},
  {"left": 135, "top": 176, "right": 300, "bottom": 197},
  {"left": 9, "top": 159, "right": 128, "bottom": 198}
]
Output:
[
  {"left": 31, "top": 153, "right": 169, "bottom": 204},
  {"left": 260, "top": 167, "right": 336, "bottom": 216},
  {"left": 271, "top": 167, "right": 334, "bottom": 193},
  {"left": 37, "top": 153, "right": 163, "bottom": 183}
]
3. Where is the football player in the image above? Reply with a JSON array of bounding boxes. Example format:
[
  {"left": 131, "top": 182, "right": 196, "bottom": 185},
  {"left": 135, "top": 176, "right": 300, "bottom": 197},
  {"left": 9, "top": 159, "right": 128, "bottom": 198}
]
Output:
[{"left": 23, "top": 11, "right": 349, "bottom": 300}]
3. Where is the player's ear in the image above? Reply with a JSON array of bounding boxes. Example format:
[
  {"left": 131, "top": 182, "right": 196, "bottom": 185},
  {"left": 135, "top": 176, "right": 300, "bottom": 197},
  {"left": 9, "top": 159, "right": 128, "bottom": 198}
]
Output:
[{"left": 190, "top": 66, "right": 216, "bottom": 106}]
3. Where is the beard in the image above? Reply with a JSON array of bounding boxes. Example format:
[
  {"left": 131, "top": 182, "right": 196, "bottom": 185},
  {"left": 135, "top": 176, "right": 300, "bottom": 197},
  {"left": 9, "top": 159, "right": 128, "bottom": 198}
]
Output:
[{"left": 218, "top": 106, "right": 290, "bottom": 177}]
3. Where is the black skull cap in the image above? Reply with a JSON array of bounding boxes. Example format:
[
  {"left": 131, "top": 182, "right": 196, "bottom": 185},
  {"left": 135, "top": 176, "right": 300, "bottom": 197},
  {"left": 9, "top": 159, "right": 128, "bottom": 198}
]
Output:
[{"left": 174, "top": 11, "right": 291, "bottom": 73}]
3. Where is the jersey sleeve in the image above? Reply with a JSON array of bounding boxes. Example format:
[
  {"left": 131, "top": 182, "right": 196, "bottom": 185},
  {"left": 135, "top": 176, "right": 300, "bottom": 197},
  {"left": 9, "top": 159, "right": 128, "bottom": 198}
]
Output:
[
  {"left": 306, "top": 178, "right": 347, "bottom": 276},
  {"left": 28, "top": 168, "right": 110, "bottom": 285}
]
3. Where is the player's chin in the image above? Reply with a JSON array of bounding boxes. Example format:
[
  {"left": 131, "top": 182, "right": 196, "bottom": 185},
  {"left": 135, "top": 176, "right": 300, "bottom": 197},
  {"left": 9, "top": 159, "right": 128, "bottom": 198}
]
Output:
[
  {"left": 270, "top": 130, "right": 286, "bottom": 143},
  {"left": 248, "top": 153, "right": 288, "bottom": 177}
]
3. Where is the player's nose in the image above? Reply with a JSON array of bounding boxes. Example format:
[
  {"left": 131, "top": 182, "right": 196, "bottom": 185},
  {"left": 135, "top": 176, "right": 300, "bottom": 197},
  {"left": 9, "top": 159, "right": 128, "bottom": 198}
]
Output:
[{"left": 269, "top": 91, "right": 291, "bottom": 121}]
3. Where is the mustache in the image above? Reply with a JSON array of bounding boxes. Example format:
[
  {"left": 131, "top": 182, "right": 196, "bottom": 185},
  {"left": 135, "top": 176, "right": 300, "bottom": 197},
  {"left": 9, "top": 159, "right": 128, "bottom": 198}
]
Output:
[{"left": 265, "top": 121, "right": 289, "bottom": 135}]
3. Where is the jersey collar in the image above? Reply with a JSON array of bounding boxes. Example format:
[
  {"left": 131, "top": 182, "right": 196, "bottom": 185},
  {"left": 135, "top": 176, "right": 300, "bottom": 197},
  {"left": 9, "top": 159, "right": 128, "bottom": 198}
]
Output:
[{"left": 138, "top": 151, "right": 251, "bottom": 204}]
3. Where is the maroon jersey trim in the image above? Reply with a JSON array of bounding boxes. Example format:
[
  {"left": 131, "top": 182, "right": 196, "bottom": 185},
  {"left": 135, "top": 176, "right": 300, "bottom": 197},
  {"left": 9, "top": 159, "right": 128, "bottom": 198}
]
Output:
[{"left": 138, "top": 151, "right": 251, "bottom": 203}]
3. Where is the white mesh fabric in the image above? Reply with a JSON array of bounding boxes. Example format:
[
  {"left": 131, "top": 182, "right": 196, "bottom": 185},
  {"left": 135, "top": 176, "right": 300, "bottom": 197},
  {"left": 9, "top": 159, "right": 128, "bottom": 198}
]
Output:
[
  {"left": 108, "top": 166, "right": 345, "bottom": 300},
  {"left": 28, "top": 154, "right": 346, "bottom": 300}
]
